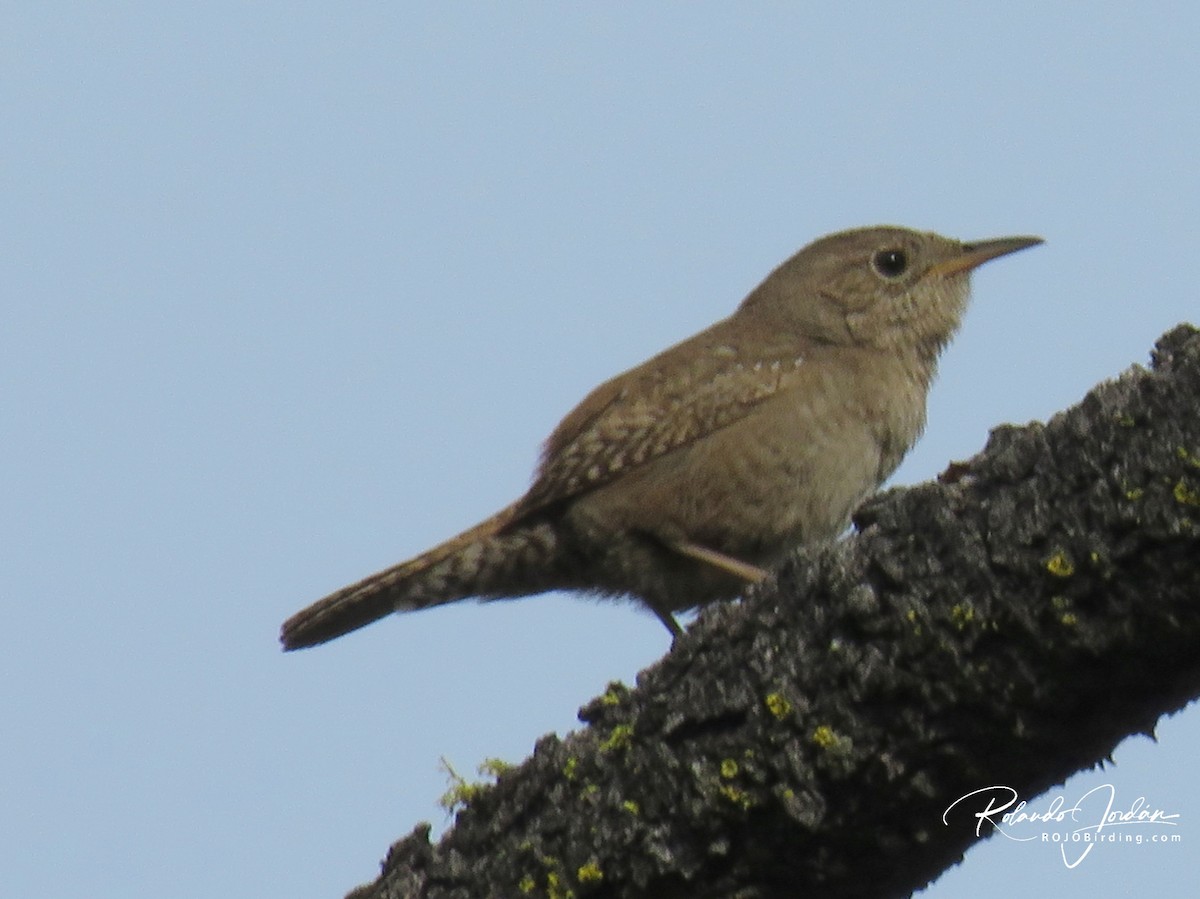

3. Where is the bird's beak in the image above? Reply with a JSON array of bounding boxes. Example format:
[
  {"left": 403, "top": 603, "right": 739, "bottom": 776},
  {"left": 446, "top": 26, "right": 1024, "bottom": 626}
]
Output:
[{"left": 930, "top": 235, "right": 1044, "bottom": 278}]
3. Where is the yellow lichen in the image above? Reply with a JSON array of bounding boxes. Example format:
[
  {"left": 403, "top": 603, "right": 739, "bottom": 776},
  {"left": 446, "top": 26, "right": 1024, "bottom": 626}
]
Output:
[
  {"left": 1174, "top": 478, "right": 1200, "bottom": 506},
  {"left": 562, "top": 757, "right": 578, "bottom": 780},
  {"left": 811, "top": 725, "right": 838, "bottom": 749},
  {"left": 621, "top": 799, "right": 639, "bottom": 815},
  {"left": 600, "top": 724, "right": 633, "bottom": 752},
  {"left": 1045, "top": 551, "right": 1074, "bottom": 577},
  {"left": 764, "top": 692, "right": 793, "bottom": 720},
  {"left": 600, "top": 684, "right": 625, "bottom": 706},
  {"left": 576, "top": 860, "right": 603, "bottom": 883},
  {"left": 518, "top": 874, "right": 536, "bottom": 894},
  {"left": 950, "top": 603, "right": 976, "bottom": 630},
  {"left": 719, "top": 783, "right": 753, "bottom": 808},
  {"left": 720, "top": 758, "right": 739, "bottom": 779},
  {"left": 545, "top": 869, "right": 572, "bottom": 899},
  {"left": 538, "top": 858, "right": 576, "bottom": 899}
]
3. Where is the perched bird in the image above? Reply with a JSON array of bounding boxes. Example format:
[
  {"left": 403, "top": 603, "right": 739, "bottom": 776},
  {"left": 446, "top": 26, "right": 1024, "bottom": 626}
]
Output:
[{"left": 281, "top": 225, "right": 1041, "bottom": 650}]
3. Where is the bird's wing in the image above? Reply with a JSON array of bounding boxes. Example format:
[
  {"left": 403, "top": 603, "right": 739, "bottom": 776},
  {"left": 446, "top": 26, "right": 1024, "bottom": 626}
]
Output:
[{"left": 517, "top": 322, "right": 815, "bottom": 514}]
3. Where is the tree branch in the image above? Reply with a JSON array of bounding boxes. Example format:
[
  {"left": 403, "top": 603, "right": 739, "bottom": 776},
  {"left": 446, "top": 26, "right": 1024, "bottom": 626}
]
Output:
[{"left": 345, "top": 324, "right": 1200, "bottom": 899}]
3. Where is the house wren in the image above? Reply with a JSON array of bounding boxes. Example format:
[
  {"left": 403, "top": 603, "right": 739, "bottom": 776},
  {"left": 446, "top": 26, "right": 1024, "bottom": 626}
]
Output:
[{"left": 281, "top": 226, "right": 1041, "bottom": 650}]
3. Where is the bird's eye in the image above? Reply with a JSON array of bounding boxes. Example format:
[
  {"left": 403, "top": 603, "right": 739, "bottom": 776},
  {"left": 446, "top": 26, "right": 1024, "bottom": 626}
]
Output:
[{"left": 872, "top": 248, "right": 908, "bottom": 279}]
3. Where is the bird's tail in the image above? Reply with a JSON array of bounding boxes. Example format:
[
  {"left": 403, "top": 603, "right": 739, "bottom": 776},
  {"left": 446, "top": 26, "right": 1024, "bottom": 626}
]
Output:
[{"left": 280, "top": 503, "right": 567, "bottom": 650}]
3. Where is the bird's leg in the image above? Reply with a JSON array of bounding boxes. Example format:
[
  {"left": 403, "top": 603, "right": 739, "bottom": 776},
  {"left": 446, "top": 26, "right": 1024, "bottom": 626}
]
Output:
[
  {"left": 650, "top": 540, "right": 769, "bottom": 640},
  {"left": 654, "top": 607, "right": 684, "bottom": 639},
  {"left": 667, "top": 540, "right": 770, "bottom": 583}
]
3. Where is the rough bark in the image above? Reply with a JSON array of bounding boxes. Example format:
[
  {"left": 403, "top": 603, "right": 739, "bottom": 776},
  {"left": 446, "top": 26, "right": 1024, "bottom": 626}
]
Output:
[{"left": 345, "top": 324, "right": 1200, "bottom": 899}]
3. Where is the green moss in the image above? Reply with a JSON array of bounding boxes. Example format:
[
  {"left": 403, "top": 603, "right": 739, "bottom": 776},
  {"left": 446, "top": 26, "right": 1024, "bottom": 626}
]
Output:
[
  {"left": 562, "top": 757, "right": 578, "bottom": 781},
  {"left": 437, "top": 758, "right": 486, "bottom": 814},
  {"left": 437, "top": 757, "right": 512, "bottom": 814},
  {"left": 479, "top": 757, "right": 513, "bottom": 778}
]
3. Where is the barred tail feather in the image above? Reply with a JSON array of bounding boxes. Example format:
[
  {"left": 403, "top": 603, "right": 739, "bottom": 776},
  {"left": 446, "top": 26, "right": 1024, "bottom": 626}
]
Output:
[{"left": 280, "top": 502, "right": 564, "bottom": 650}]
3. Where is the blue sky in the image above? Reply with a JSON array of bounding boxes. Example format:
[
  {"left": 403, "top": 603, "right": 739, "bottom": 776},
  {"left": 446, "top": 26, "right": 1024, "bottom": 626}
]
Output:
[{"left": 4, "top": 4, "right": 1197, "bottom": 897}]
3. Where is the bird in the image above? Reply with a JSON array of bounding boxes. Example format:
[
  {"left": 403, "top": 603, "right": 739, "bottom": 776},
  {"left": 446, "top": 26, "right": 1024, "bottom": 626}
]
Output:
[{"left": 280, "top": 225, "right": 1041, "bottom": 650}]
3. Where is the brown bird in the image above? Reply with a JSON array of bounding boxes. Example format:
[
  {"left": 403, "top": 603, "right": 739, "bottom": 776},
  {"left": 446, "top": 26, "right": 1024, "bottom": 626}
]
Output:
[{"left": 281, "top": 225, "right": 1041, "bottom": 650}]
